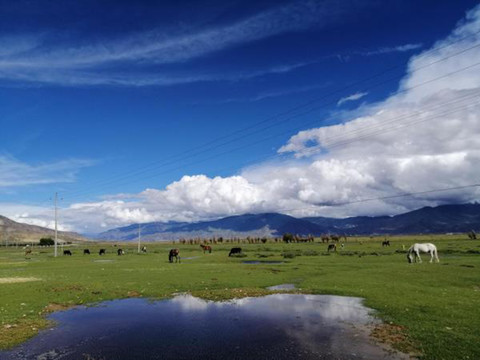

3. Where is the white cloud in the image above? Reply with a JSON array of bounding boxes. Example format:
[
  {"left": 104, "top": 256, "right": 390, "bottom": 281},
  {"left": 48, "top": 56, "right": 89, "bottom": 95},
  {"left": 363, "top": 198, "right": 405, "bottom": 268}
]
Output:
[
  {"left": 337, "top": 92, "right": 368, "bottom": 106},
  {"left": 360, "top": 43, "right": 423, "bottom": 56},
  {"left": 0, "top": 156, "right": 95, "bottom": 187},
  {"left": 0, "top": 1, "right": 358, "bottom": 86}
]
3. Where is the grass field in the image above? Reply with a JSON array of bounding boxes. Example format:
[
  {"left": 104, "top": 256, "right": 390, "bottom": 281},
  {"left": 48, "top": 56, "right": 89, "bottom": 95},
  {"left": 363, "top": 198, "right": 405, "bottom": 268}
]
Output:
[{"left": 1, "top": 235, "right": 479, "bottom": 359}]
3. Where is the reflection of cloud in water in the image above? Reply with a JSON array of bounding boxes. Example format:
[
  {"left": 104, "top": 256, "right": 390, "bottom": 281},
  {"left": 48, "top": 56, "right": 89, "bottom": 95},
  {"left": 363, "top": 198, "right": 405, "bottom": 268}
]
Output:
[
  {"left": 170, "top": 293, "right": 371, "bottom": 323},
  {"left": 170, "top": 294, "right": 210, "bottom": 311},
  {"left": 2, "top": 294, "right": 408, "bottom": 360},
  {"left": 234, "top": 294, "right": 371, "bottom": 323},
  {"left": 170, "top": 294, "right": 380, "bottom": 357}
]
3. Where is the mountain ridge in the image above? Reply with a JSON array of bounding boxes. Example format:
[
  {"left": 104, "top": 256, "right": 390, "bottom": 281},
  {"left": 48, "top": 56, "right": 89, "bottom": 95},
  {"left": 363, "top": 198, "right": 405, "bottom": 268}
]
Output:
[
  {"left": 0, "top": 215, "right": 89, "bottom": 243},
  {"left": 95, "top": 203, "right": 480, "bottom": 241}
]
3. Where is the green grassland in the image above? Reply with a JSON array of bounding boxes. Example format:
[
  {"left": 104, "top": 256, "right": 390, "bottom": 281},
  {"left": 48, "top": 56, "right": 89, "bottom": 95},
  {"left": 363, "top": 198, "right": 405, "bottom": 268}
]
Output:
[{"left": 1, "top": 234, "right": 479, "bottom": 359}]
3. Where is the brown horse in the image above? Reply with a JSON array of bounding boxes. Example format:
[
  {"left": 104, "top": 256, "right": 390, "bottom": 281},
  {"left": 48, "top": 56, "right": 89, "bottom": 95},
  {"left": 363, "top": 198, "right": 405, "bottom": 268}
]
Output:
[
  {"left": 169, "top": 248, "right": 180, "bottom": 263},
  {"left": 330, "top": 235, "right": 340, "bottom": 242},
  {"left": 24, "top": 247, "right": 32, "bottom": 257},
  {"left": 200, "top": 244, "right": 212, "bottom": 254}
]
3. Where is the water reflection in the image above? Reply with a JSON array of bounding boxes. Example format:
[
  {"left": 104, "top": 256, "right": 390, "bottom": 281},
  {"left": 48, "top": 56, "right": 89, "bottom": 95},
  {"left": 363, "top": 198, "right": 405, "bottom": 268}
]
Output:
[{"left": 0, "top": 294, "right": 408, "bottom": 360}]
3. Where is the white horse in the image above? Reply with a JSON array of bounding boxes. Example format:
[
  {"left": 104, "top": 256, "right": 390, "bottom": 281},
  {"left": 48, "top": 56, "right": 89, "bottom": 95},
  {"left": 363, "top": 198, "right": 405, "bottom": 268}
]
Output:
[{"left": 407, "top": 243, "right": 439, "bottom": 263}]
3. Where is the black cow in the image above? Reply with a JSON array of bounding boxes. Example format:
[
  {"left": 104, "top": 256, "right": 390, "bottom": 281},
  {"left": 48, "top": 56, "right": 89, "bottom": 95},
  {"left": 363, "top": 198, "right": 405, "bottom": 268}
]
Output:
[
  {"left": 228, "top": 247, "right": 242, "bottom": 257},
  {"left": 327, "top": 244, "right": 336, "bottom": 252},
  {"left": 382, "top": 240, "right": 390, "bottom": 247},
  {"left": 117, "top": 248, "right": 125, "bottom": 256},
  {"left": 99, "top": 249, "right": 106, "bottom": 256},
  {"left": 141, "top": 246, "right": 147, "bottom": 253},
  {"left": 83, "top": 249, "right": 90, "bottom": 255},
  {"left": 63, "top": 250, "right": 72, "bottom": 256}
]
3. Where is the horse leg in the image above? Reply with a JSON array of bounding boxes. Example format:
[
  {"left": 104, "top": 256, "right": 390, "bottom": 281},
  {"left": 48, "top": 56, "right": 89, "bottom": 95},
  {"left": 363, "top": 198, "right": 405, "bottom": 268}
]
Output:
[
  {"left": 429, "top": 251, "right": 434, "bottom": 263},
  {"left": 416, "top": 250, "right": 422, "bottom": 263}
]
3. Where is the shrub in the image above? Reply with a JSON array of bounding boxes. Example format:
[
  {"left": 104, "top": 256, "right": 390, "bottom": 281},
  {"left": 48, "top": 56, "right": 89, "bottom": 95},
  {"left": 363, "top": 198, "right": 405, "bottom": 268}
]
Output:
[{"left": 39, "top": 238, "right": 55, "bottom": 246}]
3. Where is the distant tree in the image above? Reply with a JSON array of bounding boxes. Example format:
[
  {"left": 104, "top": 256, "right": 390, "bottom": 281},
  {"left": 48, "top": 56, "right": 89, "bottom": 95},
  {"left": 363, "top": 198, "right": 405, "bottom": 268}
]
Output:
[
  {"left": 468, "top": 230, "right": 477, "bottom": 240},
  {"left": 283, "top": 233, "right": 294, "bottom": 243},
  {"left": 39, "top": 238, "right": 55, "bottom": 246}
]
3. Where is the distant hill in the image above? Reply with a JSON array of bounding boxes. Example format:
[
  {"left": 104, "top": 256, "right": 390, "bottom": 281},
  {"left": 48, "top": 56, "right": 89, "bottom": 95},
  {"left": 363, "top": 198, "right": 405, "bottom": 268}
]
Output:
[
  {"left": 0, "top": 215, "right": 89, "bottom": 244},
  {"left": 96, "top": 213, "right": 327, "bottom": 241},
  {"left": 96, "top": 203, "right": 480, "bottom": 241},
  {"left": 304, "top": 203, "right": 480, "bottom": 235}
]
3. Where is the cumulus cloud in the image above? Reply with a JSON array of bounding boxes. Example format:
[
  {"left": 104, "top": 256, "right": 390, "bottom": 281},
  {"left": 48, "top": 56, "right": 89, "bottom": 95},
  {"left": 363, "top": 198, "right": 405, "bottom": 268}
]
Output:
[
  {"left": 4, "top": 5, "right": 480, "bottom": 233},
  {"left": 337, "top": 92, "right": 368, "bottom": 106}
]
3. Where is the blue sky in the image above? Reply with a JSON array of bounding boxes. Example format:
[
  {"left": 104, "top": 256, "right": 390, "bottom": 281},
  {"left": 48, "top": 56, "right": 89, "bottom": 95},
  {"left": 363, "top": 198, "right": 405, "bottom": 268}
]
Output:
[{"left": 1, "top": 0, "right": 480, "bottom": 232}]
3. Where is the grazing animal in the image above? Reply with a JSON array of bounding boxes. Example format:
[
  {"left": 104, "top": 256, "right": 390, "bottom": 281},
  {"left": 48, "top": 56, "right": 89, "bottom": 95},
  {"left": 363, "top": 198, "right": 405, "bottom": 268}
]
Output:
[
  {"left": 83, "top": 249, "right": 90, "bottom": 255},
  {"left": 321, "top": 235, "right": 330, "bottom": 243},
  {"left": 382, "top": 240, "right": 390, "bottom": 247},
  {"left": 200, "top": 244, "right": 212, "bottom": 254},
  {"left": 228, "top": 247, "right": 242, "bottom": 257},
  {"left": 141, "top": 246, "right": 147, "bottom": 253},
  {"left": 24, "top": 247, "right": 32, "bottom": 257},
  {"left": 327, "top": 244, "right": 336, "bottom": 252},
  {"left": 330, "top": 235, "right": 340, "bottom": 242},
  {"left": 63, "top": 250, "right": 72, "bottom": 256},
  {"left": 117, "top": 248, "right": 125, "bottom": 256},
  {"left": 407, "top": 243, "right": 439, "bottom": 263},
  {"left": 169, "top": 248, "right": 180, "bottom": 263},
  {"left": 99, "top": 249, "right": 106, "bottom": 256}
]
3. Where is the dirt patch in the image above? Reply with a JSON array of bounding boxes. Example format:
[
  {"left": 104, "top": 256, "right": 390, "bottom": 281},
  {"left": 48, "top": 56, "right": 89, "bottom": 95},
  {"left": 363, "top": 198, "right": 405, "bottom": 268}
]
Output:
[
  {"left": 127, "top": 290, "right": 141, "bottom": 297},
  {"left": 43, "top": 303, "right": 72, "bottom": 313},
  {"left": 0, "top": 318, "right": 49, "bottom": 350},
  {"left": 50, "top": 284, "right": 84, "bottom": 292},
  {"left": 371, "top": 323, "right": 420, "bottom": 357},
  {"left": 0, "top": 277, "right": 41, "bottom": 284}
]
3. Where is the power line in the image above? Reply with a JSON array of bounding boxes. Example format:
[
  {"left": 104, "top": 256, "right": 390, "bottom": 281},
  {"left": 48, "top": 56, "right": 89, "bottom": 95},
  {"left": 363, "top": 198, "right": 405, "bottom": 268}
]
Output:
[
  {"left": 62, "top": 60, "right": 480, "bottom": 202},
  {"left": 61, "top": 34, "right": 480, "bottom": 200},
  {"left": 245, "top": 183, "right": 480, "bottom": 215}
]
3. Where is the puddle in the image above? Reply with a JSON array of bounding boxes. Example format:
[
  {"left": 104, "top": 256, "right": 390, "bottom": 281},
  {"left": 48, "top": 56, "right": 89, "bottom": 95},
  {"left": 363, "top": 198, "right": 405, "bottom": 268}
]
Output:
[
  {"left": 243, "top": 260, "right": 284, "bottom": 264},
  {"left": 0, "top": 294, "right": 409, "bottom": 359},
  {"left": 267, "top": 283, "right": 296, "bottom": 291}
]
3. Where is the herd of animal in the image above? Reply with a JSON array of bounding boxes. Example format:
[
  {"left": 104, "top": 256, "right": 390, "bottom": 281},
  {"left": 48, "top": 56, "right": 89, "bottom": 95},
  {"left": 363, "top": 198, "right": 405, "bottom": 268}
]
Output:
[{"left": 23, "top": 240, "right": 441, "bottom": 263}]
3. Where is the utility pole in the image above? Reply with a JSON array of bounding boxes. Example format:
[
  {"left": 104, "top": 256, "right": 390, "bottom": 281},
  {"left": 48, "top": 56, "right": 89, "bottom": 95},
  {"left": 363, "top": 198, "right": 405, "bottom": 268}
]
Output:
[
  {"left": 54, "top": 192, "right": 58, "bottom": 257},
  {"left": 137, "top": 224, "right": 141, "bottom": 253}
]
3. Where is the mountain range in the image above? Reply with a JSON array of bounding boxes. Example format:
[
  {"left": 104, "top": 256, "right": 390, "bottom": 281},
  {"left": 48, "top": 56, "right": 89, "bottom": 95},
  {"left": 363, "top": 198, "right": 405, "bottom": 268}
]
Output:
[{"left": 95, "top": 203, "right": 480, "bottom": 241}]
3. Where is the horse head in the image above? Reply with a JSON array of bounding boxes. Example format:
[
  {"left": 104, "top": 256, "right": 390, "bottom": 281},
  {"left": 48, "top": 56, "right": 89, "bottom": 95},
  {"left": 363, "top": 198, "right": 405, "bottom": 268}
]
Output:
[{"left": 407, "top": 253, "right": 413, "bottom": 263}]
